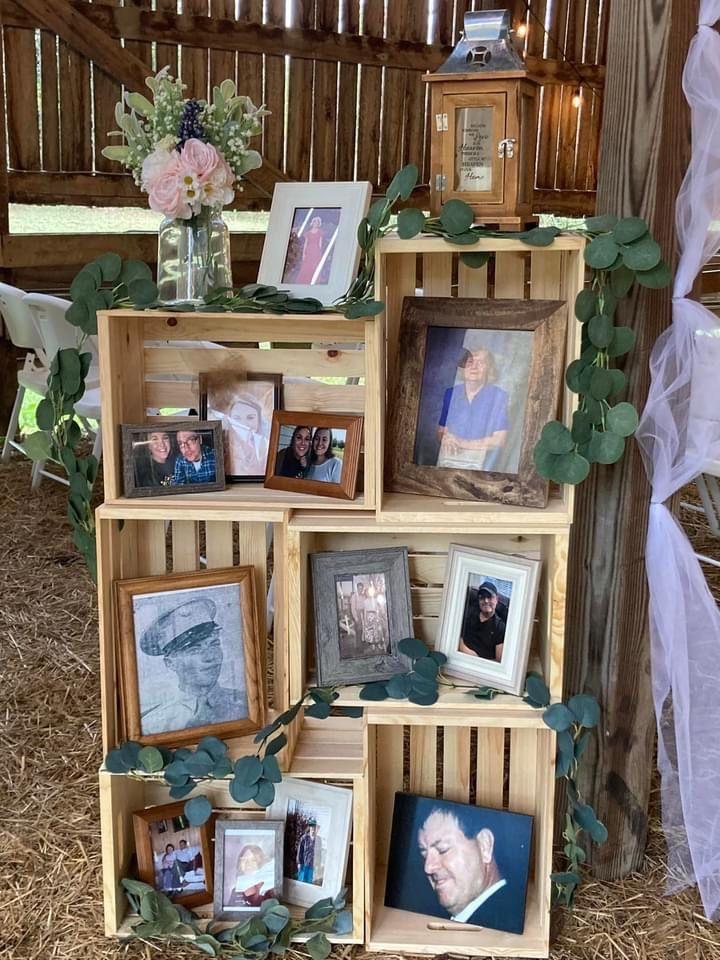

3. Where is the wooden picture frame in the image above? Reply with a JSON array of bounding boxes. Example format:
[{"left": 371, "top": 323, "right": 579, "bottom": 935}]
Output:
[
  {"left": 385, "top": 297, "right": 567, "bottom": 508},
  {"left": 199, "top": 372, "right": 283, "bottom": 484},
  {"left": 133, "top": 801, "right": 215, "bottom": 909},
  {"left": 266, "top": 778, "right": 353, "bottom": 909},
  {"left": 436, "top": 543, "right": 541, "bottom": 695},
  {"left": 115, "top": 567, "right": 265, "bottom": 748},
  {"left": 264, "top": 412, "right": 363, "bottom": 501},
  {"left": 121, "top": 420, "right": 225, "bottom": 498},
  {"left": 311, "top": 547, "right": 413, "bottom": 686},
  {"left": 257, "top": 181, "right": 372, "bottom": 305},
  {"left": 213, "top": 819, "right": 284, "bottom": 920}
]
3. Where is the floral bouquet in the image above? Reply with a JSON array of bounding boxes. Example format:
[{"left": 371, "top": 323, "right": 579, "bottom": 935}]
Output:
[{"left": 103, "top": 67, "right": 268, "bottom": 220}]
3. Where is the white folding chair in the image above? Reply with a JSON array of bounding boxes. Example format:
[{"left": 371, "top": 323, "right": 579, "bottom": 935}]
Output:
[
  {"left": 0, "top": 283, "right": 49, "bottom": 466},
  {"left": 23, "top": 293, "right": 101, "bottom": 490}
]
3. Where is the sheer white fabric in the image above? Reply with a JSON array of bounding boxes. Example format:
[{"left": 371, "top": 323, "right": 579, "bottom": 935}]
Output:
[{"left": 635, "top": 1, "right": 720, "bottom": 920}]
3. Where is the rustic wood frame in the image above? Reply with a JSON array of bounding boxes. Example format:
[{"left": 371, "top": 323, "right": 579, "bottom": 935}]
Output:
[
  {"left": 213, "top": 818, "right": 284, "bottom": 920},
  {"left": 385, "top": 297, "right": 567, "bottom": 509},
  {"left": 121, "top": 420, "right": 225, "bottom": 498},
  {"left": 310, "top": 546, "right": 413, "bottom": 687},
  {"left": 115, "top": 566, "right": 264, "bottom": 748},
  {"left": 264, "top": 411, "right": 363, "bottom": 502},
  {"left": 132, "top": 800, "right": 215, "bottom": 910},
  {"left": 198, "top": 373, "right": 283, "bottom": 484}
]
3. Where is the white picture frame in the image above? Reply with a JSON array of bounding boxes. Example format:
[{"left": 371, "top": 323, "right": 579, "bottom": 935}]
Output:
[
  {"left": 265, "top": 777, "right": 352, "bottom": 908},
  {"left": 436, "top": 543, "right": 541, "bottom": 695},
  {"left": 258, "top": 181, "right": 372, "bottom": 305}
]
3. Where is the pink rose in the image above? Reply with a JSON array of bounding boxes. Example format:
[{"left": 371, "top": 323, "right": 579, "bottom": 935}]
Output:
[
  {"left": 148, "top": 168, "right": 191, "bottom": 219},
  {"left": 180, "top": 139, "right": 221, "bottom": 183},
  {"left": 141, "top": 148, "right": 178, "bottom": 193},
  {"left": 200, "top": 156, "right": 235, "bottom": 207}
]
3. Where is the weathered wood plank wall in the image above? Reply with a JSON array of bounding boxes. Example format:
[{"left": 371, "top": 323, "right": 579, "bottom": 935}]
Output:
[{"left": 0, "top": 0, "right": 608, "bottom": 213}]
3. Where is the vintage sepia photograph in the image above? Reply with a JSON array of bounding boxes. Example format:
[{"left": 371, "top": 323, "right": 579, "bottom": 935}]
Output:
[
  {"left": 414, "top": 326, "right": 533, "bottom": 476},
  {"left": 311, "top": 547, "right": 413, "bottom": 686},
  {"left": 385, "top": 793, "right": 533, "bottom": 935},
  {"left": 385, "top": 297, "right": 567, "bottom": 507},
  {"left": 121, "top": 421, "right": 225, "bottom": 498},
  {"left": 264, "top": 412, "right": 363, "bottom": 501},
  {"left": 281, "top": 207, "right": 341, "bottom": 286},
  {"left": 199, "top": 372, "right": 282, "bottom": 482},
  {"left": 213, "top": 820, "right": 284, "bottom": 920},
  {"left": 266, "top": 778, "right": 352, "bottom": 908},
  {"left": 436, "top": 544, "right": 541, "bottom": 695},
  {"left": 335, "top": 573, "right": 390, "bottom": 659},
  {"left": 258, "top": 181, "right": 372, "bottom": 305},
  {"left": 116, "top": 567, "right": 264, "bottom": 747},
  {"left": 133, "top": 801, "right": 214, "bottom": 909}
]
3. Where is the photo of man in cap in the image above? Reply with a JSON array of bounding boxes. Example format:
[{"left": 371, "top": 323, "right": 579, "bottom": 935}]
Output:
[
  {"left": 459, "top": 579, "right": 506, "bottom": 662},
  {"left": 136, "top": 590, "right": 248, "bottom": 736}
]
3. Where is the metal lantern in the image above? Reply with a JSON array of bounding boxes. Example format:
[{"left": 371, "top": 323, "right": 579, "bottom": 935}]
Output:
[{"left": 423, "top": 8, "right": 538, "bottom": 227}]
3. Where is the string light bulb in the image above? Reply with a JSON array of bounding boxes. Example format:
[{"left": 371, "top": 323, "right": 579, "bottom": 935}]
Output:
[
  {"left": 572, "top": 88, "right": 582, "bottom": 109},
  {"left": 516, "top": 22, "right": 528, "bottom": 39}
]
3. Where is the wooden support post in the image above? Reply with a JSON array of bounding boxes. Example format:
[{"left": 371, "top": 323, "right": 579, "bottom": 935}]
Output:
[{"left": 564, "top": 0, "right": 697, "bottom": 877}]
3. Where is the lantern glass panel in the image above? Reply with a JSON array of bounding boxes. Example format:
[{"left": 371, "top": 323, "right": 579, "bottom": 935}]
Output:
[{"left": 453, "top": 106, "right": 495, "bottom": 193}]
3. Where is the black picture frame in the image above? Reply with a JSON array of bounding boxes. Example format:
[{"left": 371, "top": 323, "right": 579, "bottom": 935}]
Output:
[{"left": 310, "top": 546, "right": 413, "bottom": 686}]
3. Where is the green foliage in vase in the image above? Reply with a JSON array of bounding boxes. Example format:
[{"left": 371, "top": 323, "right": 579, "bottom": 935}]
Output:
[{"left": 121, "top": 878, "right": 351, "bottom": 957}]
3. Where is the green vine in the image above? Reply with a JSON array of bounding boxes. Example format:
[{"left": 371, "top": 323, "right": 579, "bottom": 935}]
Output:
[{"left": 121, "top": 878, "right": 350, "bottom": 959}]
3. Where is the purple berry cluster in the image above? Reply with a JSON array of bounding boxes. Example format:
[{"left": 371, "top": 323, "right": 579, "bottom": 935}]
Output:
[{"left": 177, "top": 99, "right": 205, "bottom": 146}]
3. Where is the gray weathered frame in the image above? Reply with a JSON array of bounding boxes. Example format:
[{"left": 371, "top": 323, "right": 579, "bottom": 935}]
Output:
[
  {"left": 121, "top": 419, "right": 225, "bottom": 498},
  {"left": 213, "top": 818, "right": 284, "bottom": 921},
  {"left": 311, "top": 547, "right": 413, "bottom": 686}
]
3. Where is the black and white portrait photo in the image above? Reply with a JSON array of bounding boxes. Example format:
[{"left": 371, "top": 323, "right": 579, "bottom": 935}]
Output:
[
  {"left": 414, "top": 326, "right": 533, "bottom": 476},
  {"left": 117, "top": 567, "right": 264, "bottom": 746},
  {"left": 384, "top": 793, "right": 533, "bottom": 935},
  {"left": 131, "top": 581, "right": 249, "bottom": 736},
  {"left": 335, "top": 573, "right": 390, "bottom": 660}
]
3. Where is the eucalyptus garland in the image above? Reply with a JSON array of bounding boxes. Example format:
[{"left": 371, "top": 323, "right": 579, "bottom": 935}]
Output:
[{"left": 122, "top": 878, "right": 350, "bottom": 959}]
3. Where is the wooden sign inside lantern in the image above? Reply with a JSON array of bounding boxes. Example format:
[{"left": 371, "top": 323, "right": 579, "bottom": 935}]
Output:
[{"left": 423, "top": 8, "right": 538, "bottom": 228}]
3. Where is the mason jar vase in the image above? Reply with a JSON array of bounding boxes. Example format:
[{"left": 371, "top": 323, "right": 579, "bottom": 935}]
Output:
[{"left": 156, "top": 205, "right": 232, "bottom": 306}]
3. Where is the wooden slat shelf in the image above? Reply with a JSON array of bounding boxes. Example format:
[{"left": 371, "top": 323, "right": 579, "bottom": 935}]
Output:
[
  {"left": 376, "top": 231, "right": 586, "bottom": 254},
  {"left": 289, "top": 716, "right": 365, "bottom": 780}
]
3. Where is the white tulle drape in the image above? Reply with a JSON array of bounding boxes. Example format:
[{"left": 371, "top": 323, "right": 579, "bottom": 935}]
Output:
[{"left": 635, "top": 2, "right": 720, "bottom": 920}]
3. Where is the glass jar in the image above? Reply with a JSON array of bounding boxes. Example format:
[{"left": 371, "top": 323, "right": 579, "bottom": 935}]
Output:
[{"left": 156, "top": 205, "right": 232, "bottom": 306}]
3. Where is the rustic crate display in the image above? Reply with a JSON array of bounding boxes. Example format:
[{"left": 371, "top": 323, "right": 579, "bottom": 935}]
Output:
[
  {"left": 99, "top": 716, "right": 366, "bottom": 942},
  {"left": 96, "top": 234, "right": 585, "bottom": 956}
]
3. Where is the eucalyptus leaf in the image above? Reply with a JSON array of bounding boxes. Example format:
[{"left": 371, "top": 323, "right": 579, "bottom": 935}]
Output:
[
  {"left": 608, "top": 369, "right": 626, "bottom": 396},
  {"left": 524, "top": 673, "right": 551, "bottom": 707},
  {"left": 606, "top": 402, "right": 638, "bottom": 437},
  {"left": 138, "top": 745, "right": 165, "bottom": 774},
  {"left": 105, "top": 748, "right": 131, "bottom": 774},
  {"left": 553, "top": 451, "right": 591, "bottom": 485},
  {"left": 551, "top": 870, "right": 582, "bottom": 887},
  {"left": 229, "top": 777, "right": 260, "bottom": 803},
  {"left": 609, "top": 263, "right": 636, "bottom": 298},
  {"left": 588, "top": 313, "right": 614, "bottom": 349},
  {"left": 306, "top": 932, "right": 332, "bottom": 960},
  {"left": 385, "top": 673, "right": 412, "bottom": 699},
  {"left": 169, "top": 781, "right": 196, "bottom": 799},
  {"left": 607, "top": 325, "right": 636, "bottom": 357},
  {"left": 612, "top": 216, "right": 648, "bottom": 245},
  {"left": 571, "top": 411, "right": 593, "bottom": 444},
  {"left": 429, "top": 650, "right": 447, "bottom": 665},
  {"left": 96, "top": 251, "right": 122, "bottom": 282},
  {"left": 119, "top": 741, "right": 142, "bottom": 769},
  {"left": 621, "top": 235, "right": 662, "bottom": 271},
  {"left": 521, "top": 226, "right": 559, "bottom": 247},
  {"left": 439, "top": 198, "right": 474, "bottom": 236},
  {"left": 184, "top": 795, "right": 212, "bottom": 826},
  {"left": 196, "top": 736, "right": 228, "bottom": 761},
  {"left": 568, "top": 693, "right": 601, "bottom": 727},
  {"left": 235, "top": 755, "right": 263, "bottom": 786},
  {"left": 584, "top": 235, "right": 620, "bottom": 270},
  {"left": 565, "top": 358, "right": 587, "bottom": 393},
  {"left": 344, "top": 300, "right": 384, "bottom": 319},
  {"left": 163, "top": 759, "right": 190, "bottom": 785},
  {"left": 262, "top": 754, "right": 282, "bottom": 784},
  {"left": 574, "top": 289, "right": 597, "bottom": 322},
  {"left": 366, "top": 199, "right": 389, "bottom": 229},
  {"left": 397, "top": 207, "right": 426, "bottom": 239},
  {"left": 414, "top": 656, "right": 439, "bottom": 680},
  {"left": 211, "top": 757, "right": 233, "bottom": 779},
  {"left": 635, "top": 259, "right": 672, "bottom": 289},
  {"left": 460, "top": 251, "right": 490, "bottom": 269},
  {"left": 386, "top": 163, "right": 419, "bottom": 202},
  {"left": 472, "top": 686, "right": 501, "bottom": 700},
  {"left": 583, "top": 214, "right": 618, "bottom": 233},
  {"left": 184, "top": 750, "right": 215, "bottom": 777},
  {"left": 128, "top": 277, "right": 159, "bottom": 306},
  {"left": 408, "top": 688, "right": 439, "bottom": 706},
  {"left": 305, "top": 700, "right": 331, "bottom": 719},
  {"left": 540, "top": 420, "right": 574, "bottom": 455},
  {"left": 265, "top": 733, "right": 287, "bottom": 756},
  {"left": 120, "top": 259, "right": 153, "bottom": 286},
  {"left": 543, "top": 702, "right": 575, "bottom": 732},
  {"left": 589, "top": 430, "right": 625, "bottom": 465},
  {"left": 589, "top": 367, "right": 613, "bottom": 400},
  {"left": 70, "top": 269, "right": 99, "bottom": 301},
  {"left": 556, "top": 729, "right": 575, "bottom": 778},
  {"left": 398, "top": 636, "right": 429, "bottom": 660},
  {"left": 36, "top": 397, "right": 55, "bottom": 431},
  {"left": 254, "top": 777, "right": 276, "bottom": 807}
]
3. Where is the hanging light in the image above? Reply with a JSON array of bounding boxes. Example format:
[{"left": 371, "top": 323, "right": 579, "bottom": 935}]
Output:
[
  {"left": 572, "top": 87, "right": 583, "bottom": 109},
  {"left": 516, "top": 22, "right": 528, "bottom": 39}
]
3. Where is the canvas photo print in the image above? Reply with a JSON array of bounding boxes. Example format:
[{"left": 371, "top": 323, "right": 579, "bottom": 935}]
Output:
[
  {"left": 281, "top": 207, "right": 341, "bottom": 286},
  {"left": 121, "top": 420, "right": 224, "bottom": 497},
  {"left": 116, "top": 567, "right": 263, "bottom": 747},
  {"left": 213, "top": 820, "right": 283, "bottom": 920},
  {"left": 133, "top": 801, "right": 213, "bottom": 909},
  {"left": 311, "top": 547, "right": 413, "bottom": 686},
  {"left": 414, "top": 325, "right": 533, "bottom": 476},
  {"left": 200, "top": 372, "right": 281, "bottom": 482},
  {"left": 385, "top": 793, "right": 533, "bottom": 935},
  {"left": 266, "top": 778, "right": 352, "bottom": 908},
  {"left": 436, "top": 544, "right": 540, "bottom": 696}
]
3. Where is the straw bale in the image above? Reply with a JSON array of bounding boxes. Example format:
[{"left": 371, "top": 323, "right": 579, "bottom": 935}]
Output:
[{"left": 1, "top": 456, "right": 719, "bottom": 959}]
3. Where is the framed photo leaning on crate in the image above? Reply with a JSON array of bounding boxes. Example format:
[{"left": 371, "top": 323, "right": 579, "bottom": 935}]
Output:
[
  {"left": 436, "top": 544, "right": 541, "bottom": 696},
  {"left": 199, "top": 372, "right": 283, "bottom": 483},
  {"left": 311, "top": 546, "right": 413, "bottom": 686},
  {"left": 264, "top": 412, "right": 363, "bottom": 501},
  {"left": 213, "top": 819, "right": 284, "bottom": 920},
  {"left": 266, "top": 777, "right": 353, "bottom": 909},
  {"left": 258, "top": 180, "right": 372, "bottom": 305},
  {"left": 385, "top": 297, "right": 567, "bottom": 508},
  {"left": 121, "top": 420, "right": 225, "bottom": 497},
  {"left": 115, "top": 566, "right": 264, "bottom": 747}
]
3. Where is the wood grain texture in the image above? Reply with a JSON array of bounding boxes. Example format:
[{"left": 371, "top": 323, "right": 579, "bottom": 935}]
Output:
[
  {"left": 236, "top": 0, "right": 262, "bottom": 107},
  {"left": 209, "top": 0, "right": 236, "bottom": 91},
  {"left": 182, "top": 0, "right": 209, "bottom": 100},
  {"left": 92, "top": 0, "right": 123, "bottom": 174},
  {"left": 355, "top": 0, "right": 383, "bottom": 183},
  {"left": 285, "top": 0, "right": 314, "bottom": 181},
  {"left": 336, "top": 0, "right": 359, "bottom": 180},
  {"left": 263, "top": 0, "right": 285, "bottom": 172},
  {"left": 4, "top": 26, "right": 40, "bottom": 170},
  {"left": 312, "top": 0, "right": 339, "bottom": 181},
  {"left": 156, "top": 0, "right": 179, "bottom": 75},
  {"left": 564, "top": 0, "right": 696, "bottom": 878}
]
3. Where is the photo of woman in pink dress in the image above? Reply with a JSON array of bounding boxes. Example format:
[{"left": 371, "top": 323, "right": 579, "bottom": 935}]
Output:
[{"left": 282, "top": 207, "right": 341, "bottom": 286}]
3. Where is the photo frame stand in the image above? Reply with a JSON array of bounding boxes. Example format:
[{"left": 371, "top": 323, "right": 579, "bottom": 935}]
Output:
[{"left": 95, "top": 233, "right": 585, "bottom": 957}]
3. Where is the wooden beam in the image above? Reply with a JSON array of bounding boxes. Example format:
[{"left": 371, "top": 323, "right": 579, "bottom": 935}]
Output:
[
  {"left": 564, "top": 0, "right": 697, "bottom": 878},
  {"left": 533, "top": 189, "right": 596, "bottom": 215},
  {"left": 525, "top": 54, "right": 605, "bottom": 86}
]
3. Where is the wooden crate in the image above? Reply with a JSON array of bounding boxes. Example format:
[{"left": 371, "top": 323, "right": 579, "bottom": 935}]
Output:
[
  {"left": 95, "top": 510, "right": 289, "bottom": 755},
  {"left": 99, "top": 715, "right": 366, "bottom": 943},
  {"left": 364, "top": 710, "right": 555, "bottom": 958},
  {"left": 283, "top": 514, "right": 568, "bottom": 710},
  {"left": 374, "top": 234, "right": 585, "bottom": 525},
  {"left": 96, "top": 310, "right": 384, "bottom": 512}
]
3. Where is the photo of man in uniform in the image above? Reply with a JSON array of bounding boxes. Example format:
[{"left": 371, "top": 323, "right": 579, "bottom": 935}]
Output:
[
  {"left": 459, "top": 580, "right": 506, "bottom": 662},
  {"left": 136, "top": 590, "right": 248, "bottom": 736}
]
